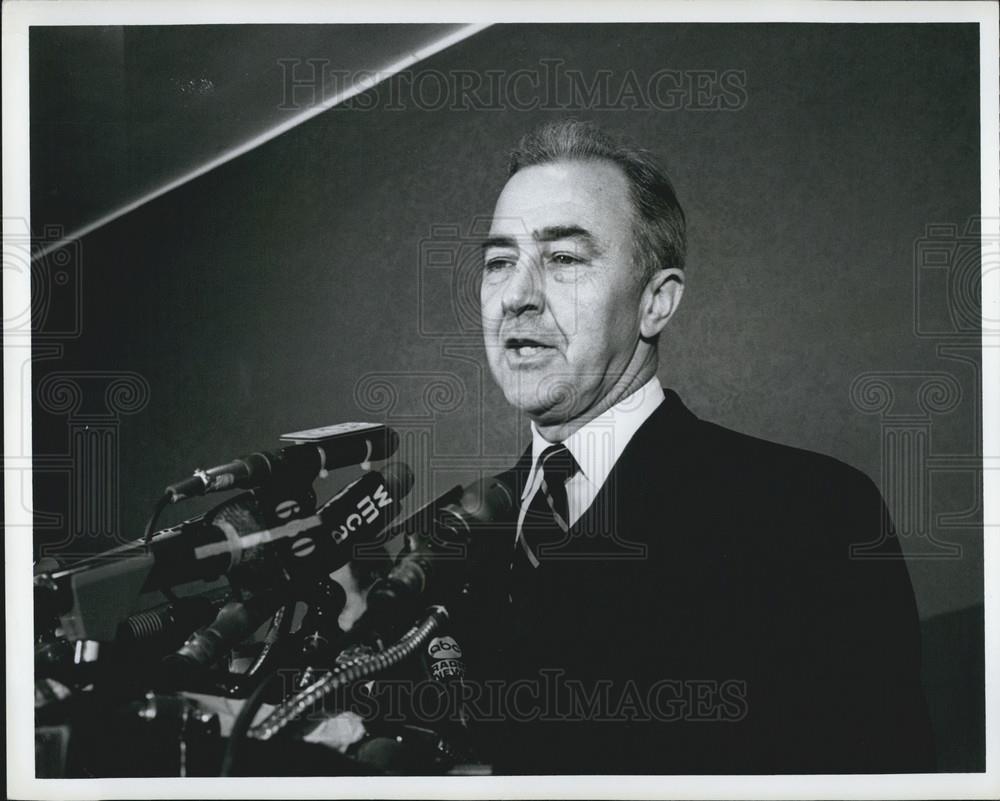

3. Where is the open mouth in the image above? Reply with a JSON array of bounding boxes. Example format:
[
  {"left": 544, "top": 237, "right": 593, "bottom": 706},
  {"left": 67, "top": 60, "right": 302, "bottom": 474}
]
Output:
[{"left": 505, "top": 337, "right": 554, "bottom": 357}]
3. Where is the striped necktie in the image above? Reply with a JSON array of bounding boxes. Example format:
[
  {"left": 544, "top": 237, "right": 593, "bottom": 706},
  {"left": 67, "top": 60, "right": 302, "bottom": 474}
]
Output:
[
  {"left": 512, "top": 443, "right": 578, "bottom": 577},
  {"left": 501, "top": 444, "right": 579, "bottom": 670}
]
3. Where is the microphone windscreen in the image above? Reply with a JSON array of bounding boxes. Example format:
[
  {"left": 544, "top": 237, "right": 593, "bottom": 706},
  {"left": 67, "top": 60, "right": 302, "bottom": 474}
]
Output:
[
  {"left": 380, "top": 460, "right": 415, "bottom": 501},
  {"left": 459, "top": 476, "right": 516, "bottom": 522},
  {"left": 370, "top": 428, "right": 400, "bottom": 462}
]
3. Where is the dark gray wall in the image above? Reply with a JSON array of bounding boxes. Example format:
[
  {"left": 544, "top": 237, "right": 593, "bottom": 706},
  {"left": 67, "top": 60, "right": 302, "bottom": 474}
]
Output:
[{"left": 29, "top": 23, "right": 471, "bottom": 237}]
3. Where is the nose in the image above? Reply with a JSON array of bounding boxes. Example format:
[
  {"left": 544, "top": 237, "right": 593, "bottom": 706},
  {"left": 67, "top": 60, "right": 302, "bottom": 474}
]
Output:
[{"left": 500, "top": 256, "right": 545, "bottom": 318}]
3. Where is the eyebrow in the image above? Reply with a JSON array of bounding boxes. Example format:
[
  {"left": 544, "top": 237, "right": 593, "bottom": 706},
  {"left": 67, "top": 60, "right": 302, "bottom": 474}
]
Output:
[{"left": 481, "top": 225, "right": 600, "bottom": 252}]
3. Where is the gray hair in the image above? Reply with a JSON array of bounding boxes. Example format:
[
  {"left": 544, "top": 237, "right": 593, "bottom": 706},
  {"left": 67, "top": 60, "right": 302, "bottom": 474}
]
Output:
[{"left": 507, "top": 119, "right": 686, "bottom": 283}]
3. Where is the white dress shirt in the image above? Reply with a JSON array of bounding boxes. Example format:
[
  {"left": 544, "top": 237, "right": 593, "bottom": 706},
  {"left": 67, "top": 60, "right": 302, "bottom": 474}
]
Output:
[{"left": 516, "top": 376, "right": 665, "bottom": 563}]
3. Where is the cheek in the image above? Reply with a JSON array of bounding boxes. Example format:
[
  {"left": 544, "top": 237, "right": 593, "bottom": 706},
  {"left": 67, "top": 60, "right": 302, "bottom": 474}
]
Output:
[
  {"left": 480, "top": 289, "right": 501, "bottom": 333},
  {"left": 556, "top": 283, "right": 615, "bottom": 337},
  {"left": 561, "top": 289, "right": 635, "bottom": 361},
  {"left": 546, "top": 279, "right": 592, "bottom": 342}
]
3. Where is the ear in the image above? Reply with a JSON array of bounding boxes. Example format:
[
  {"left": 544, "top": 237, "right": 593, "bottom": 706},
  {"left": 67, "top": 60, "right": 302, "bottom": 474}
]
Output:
[{"left": 639, "top": 268, "right": 684, "bottom": 339}]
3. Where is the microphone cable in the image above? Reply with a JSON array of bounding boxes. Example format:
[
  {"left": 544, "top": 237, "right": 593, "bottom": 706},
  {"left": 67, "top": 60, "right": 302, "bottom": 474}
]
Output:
[
  {"left": 143, "top": 491, "right": 178, "bottom": 601},
  {"left": 219, "top": 670, "right": 284, "bottom": 777},
  {"left": 143, "top": 492, "right": 172, "bottom": 546},
  {"left": 245, "top": 606, "right": 449, "bottom": 744}
]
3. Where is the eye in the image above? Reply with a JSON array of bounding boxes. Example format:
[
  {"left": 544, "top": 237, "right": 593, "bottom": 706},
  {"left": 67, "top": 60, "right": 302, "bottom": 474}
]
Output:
[
  {"left": 550, "top": 252, "right": 582, "bottom": 266},
  {"left": 484, "top": 256, "right": 515, "bottom": 272}
]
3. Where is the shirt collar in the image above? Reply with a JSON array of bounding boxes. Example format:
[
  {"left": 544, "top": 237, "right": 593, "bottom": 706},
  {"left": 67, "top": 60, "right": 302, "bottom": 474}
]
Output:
[{"left": 523, "top": 376, "right": 666, "bottom": 500}]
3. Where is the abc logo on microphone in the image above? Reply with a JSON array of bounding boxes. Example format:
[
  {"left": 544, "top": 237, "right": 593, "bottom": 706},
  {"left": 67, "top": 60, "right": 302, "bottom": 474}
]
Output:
[{"left": 426, "top": 635, "right": 464, "bottom": 680}]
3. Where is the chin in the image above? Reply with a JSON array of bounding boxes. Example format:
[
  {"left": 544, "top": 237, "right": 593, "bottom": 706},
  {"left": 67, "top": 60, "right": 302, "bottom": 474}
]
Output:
[
  {"left": 496, "top": 375, "right": 544, "bottom": 415},
  {"left": 500, "top": 383, "right": 544, "bottom": 415},
  {"left": 500, "top": 376, "right": 584, "bottom": 424}
]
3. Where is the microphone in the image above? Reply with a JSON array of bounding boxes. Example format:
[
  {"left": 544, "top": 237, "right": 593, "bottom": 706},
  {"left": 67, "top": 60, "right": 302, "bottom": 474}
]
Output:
[
  {"left": 164, "top": 590, "right": 284, "bottom": 675},
  {"left": 252, "top": 461, "right": 415, "bottom": 586},
  {"left": 165, "top": 423, "right": 399, "bottom": 502},
  {"left": 358, "top": 476, "right": 516, "bottom": 636},
  {"left": 44, "top": 463, "right": 415, "bottom": 642}
]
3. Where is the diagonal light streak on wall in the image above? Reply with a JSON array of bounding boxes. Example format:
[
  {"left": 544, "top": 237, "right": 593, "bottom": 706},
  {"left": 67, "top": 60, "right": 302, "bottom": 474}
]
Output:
[{"left": 30, "top": 22, "right": 490, "bottom": 263}]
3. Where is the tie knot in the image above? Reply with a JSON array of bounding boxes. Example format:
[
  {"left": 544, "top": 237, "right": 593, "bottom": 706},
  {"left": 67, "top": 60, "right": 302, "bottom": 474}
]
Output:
[{"left": 538, "top": 443, "right": 577, "bottom": 485}]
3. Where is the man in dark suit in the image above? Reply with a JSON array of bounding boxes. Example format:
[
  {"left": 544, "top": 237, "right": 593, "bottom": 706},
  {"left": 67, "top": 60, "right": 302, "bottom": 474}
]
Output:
[{"left": 465, "top": 119, "right": 934, "bottom": 774}]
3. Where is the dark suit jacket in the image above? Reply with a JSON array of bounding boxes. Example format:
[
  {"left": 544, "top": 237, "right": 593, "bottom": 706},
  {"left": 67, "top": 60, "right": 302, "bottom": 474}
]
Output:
[{"left": 460, "top": 389, "right": 935, "bottom": 774}]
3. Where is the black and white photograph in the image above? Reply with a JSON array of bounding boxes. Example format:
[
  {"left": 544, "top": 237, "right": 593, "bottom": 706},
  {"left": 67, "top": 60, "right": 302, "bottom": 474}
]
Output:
[{"left": 4, "top": 1, "right": 999, "bottom": 798}]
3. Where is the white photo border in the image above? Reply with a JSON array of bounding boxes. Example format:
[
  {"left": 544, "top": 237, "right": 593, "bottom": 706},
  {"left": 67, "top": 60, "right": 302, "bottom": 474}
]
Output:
[{"left": 4, "top": 1, "right": 998, "bottom": 799}]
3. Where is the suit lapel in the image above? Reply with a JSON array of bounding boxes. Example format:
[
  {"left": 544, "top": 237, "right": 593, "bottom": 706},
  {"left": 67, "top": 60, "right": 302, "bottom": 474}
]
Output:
[
  {"left": 538, "top": 389, "right": 700, "bottom": 561},
  {"left": 489, "top": 391, "right": 703, "bottom": 679},
  {"left": 492, "top": 389, "right": 701, "bottom": 572}
]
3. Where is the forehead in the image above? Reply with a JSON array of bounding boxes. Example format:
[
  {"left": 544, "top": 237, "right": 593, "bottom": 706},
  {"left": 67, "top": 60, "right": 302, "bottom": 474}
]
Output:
[{"left": 489, "top": 159, "right": 633, "bottom": 240}]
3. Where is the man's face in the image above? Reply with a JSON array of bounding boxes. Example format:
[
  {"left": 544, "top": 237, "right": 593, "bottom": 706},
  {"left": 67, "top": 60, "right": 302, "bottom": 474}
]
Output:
[{"left": 481, "top": 159, "right": 646, "bottom": 426}]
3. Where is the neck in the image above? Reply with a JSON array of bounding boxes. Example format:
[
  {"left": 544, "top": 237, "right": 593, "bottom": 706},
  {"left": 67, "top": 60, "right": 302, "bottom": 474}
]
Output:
[{"left": 533, "top": 342, "right": 659, "bottom": 443}]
